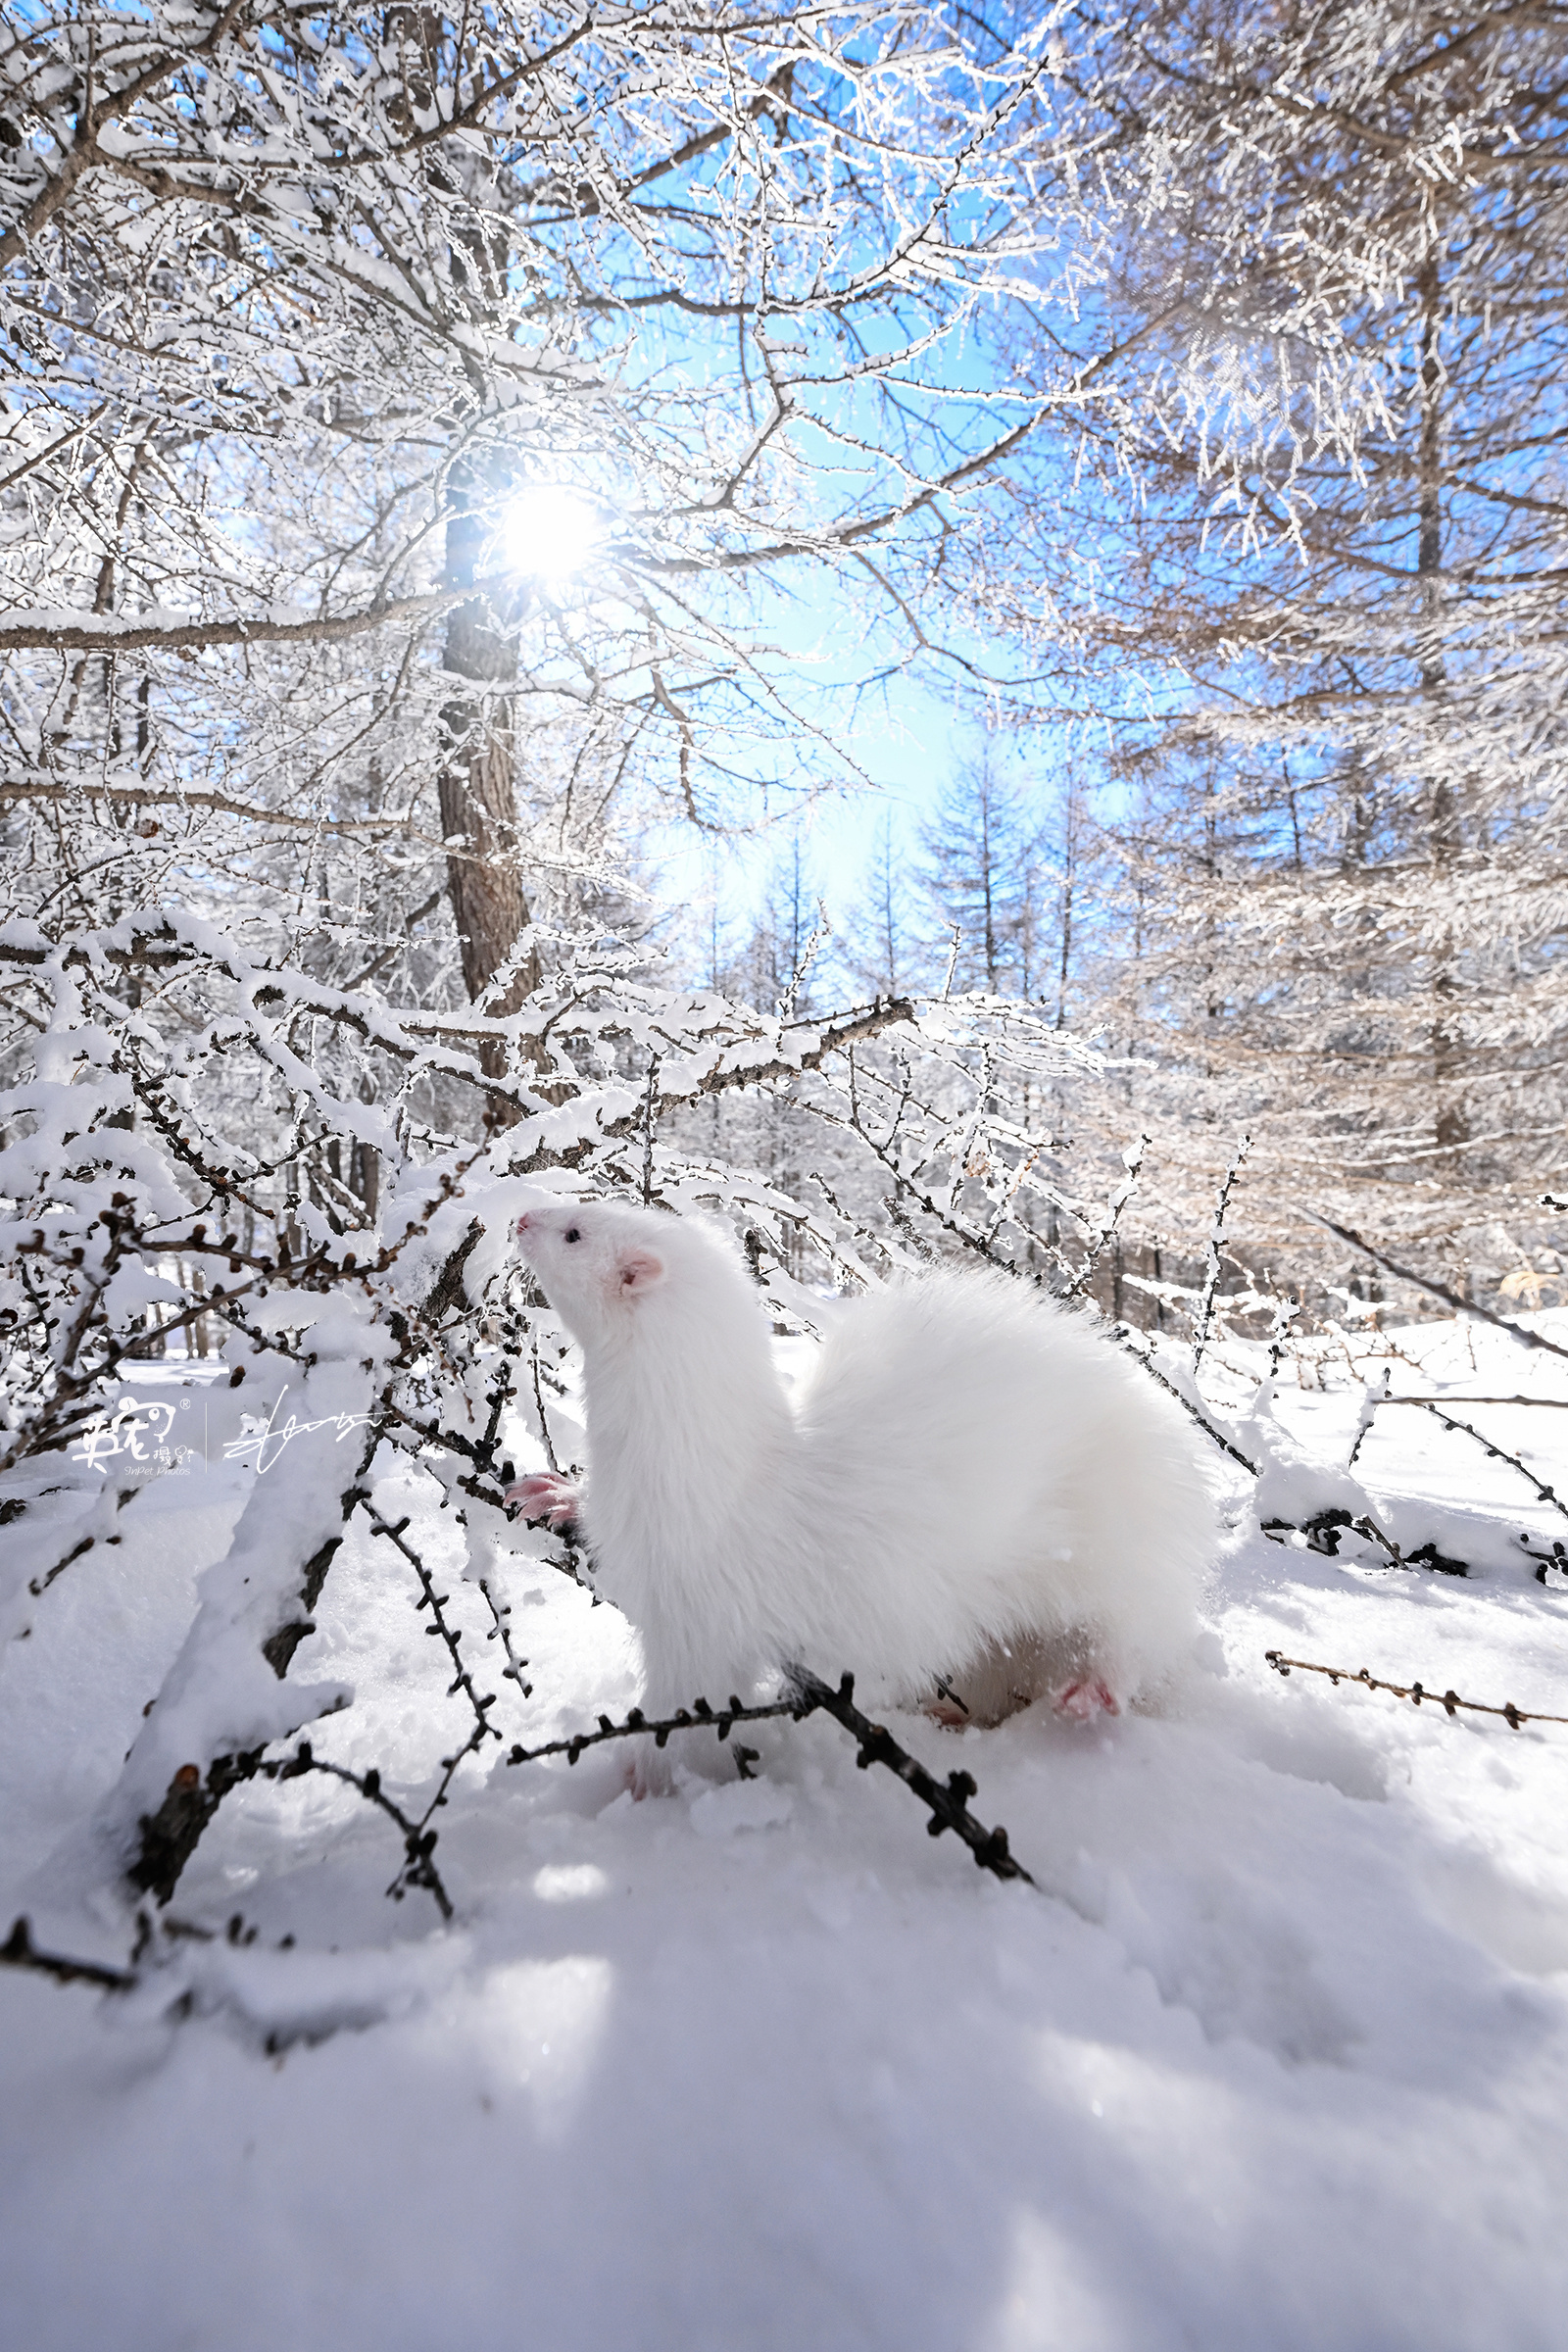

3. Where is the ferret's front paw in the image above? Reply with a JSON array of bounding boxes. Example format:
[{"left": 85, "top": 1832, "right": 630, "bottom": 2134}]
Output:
[
  {"left": 504, "top": 1471, "right": 580, "bottom": 1533},
  {"left": 1053, "top": 1677, "right": 1121, "bottom": 1723}
]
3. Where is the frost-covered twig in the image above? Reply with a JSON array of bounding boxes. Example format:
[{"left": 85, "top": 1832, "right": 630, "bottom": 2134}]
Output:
[
  {"left": 1062, "top": 1131, "right": 1148, "bottom": 1302},
  {"left": 1193, "top": 1136, "right": 1250, "bottom": 1372},
  {"left": 1347, "top": 1369, "right": 1392, "bottom": 1467},
  {"left": 1264, "top": 1651, "right": 1568, "bottom": 1730},
  {"left": 776, "top": 902, "right": 831, "bottom": 1019}
]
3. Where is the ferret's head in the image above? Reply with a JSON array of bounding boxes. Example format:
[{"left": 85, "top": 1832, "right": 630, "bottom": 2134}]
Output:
[{"left": 513, "top": 1194, "right": 672, "bottom": 1348}]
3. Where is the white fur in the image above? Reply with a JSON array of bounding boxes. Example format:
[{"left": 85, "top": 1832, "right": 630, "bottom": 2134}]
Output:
[{"left": 513, "top": 1196, "right": 1215, "bottom": 1720}]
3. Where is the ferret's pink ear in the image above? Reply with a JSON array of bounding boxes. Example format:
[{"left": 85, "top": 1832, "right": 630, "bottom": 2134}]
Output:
[{"left": 617, "top": 1247, "right": 665, "bottom": 1296}]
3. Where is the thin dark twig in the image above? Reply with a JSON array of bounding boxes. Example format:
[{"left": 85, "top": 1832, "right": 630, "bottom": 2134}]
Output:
[
  {"left": 1264, "top": 1650, "right": 1568, "bottom": 1729},
  {"left": 1411, "top": 1401, "right": 1568, "bottom": 1524},
  {"left": 506, "top": 1669, "right": 1036, "bottom": 1887},
  {"left": 1, "top": 1916, "right": 135, "bottom": 1991},
  {"left": 529, "top": 1336, "right": 562, "bottom": 1474},
  {"left": 1379, "top": 1396, "right": 1568, "bottom": 1407},
  {"left": 28, "top": 1532, "right": 98, "bottom": 1598},
  {"left": 466, "top": 1349, "right": 536, "bottom": 1698},
  {"left": 259, "top": 1742, "right": 456, "bottom": 1920},
  {"left": 1314, "top": 1215, "right": 1568, "bottom": 1365},
  {"left": 1520, "top": 1534, "right": 1568, "bottom": 1586},
  {"left": 641, "top": 1050, "right": 661, "bottom": 1203},
  {"left": 808, "top": 1168, "right": 894, "bottom": 1277},
  {"left": 477, "top": 1577, "right": 534, "bottom": 1698},
  {"left": 362, "top": 1499, "right": 501, "bottom": 1739},
  {"left": 788, "top": 1668, "right": 1036, "bottom": 1886},
  {"left": 505, "top": 1690, "right": 805, "bottom": 1767},
  {"left": 1112, "top": 1329, "right": 1259, "bottom": 1474},
  {"left": 479, "top": 1346, "right": 515, "bottom": 1461}
]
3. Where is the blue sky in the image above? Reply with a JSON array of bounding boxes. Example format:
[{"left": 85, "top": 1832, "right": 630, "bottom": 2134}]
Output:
[
  {"left": 644, "top": 659, "right": 968, "bottom": 941},
  {"left": 633, "top": 543, "right": 985, "bottom": 944}
]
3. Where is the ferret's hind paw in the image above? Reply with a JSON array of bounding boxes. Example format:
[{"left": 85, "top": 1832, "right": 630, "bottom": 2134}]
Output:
[
  {"left": 504, "top": 1471, "right": 580, "bottom": 1533},
  {"left": 1053, "top": 1677, "right": 1121, "bottom": 1724},
  {"left": 626, "top": 1746, "right": 675, "bottom": 1801}
]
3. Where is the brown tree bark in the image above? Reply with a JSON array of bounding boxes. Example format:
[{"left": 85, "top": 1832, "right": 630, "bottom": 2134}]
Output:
[
  {"left": 437, "top": 465, "right": 542, "bottom": 1124},
  {"left": 1418, "top": 250, "right": 1468, "bottom": 1157},
  {"left": 439, "top": 467, "right": 538, "bottom": 1016}
]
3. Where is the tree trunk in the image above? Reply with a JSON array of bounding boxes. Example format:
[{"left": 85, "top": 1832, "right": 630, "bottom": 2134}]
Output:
[
  {"left": 439, "top": 463, "right": 539, "bottom": 1024},
  {"left": 1418, "top": 250, "right": 1467, "bottom": 1156}
]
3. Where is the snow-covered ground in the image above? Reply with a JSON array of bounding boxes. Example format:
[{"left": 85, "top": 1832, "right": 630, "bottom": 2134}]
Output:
[{"left": 3, "top": 1319, "right": 1567, "bottom": 2351}]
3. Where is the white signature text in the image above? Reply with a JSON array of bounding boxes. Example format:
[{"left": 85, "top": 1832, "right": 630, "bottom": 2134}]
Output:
[{"left": 223, "top": 1389, "right": 373, "bottom": 1476}]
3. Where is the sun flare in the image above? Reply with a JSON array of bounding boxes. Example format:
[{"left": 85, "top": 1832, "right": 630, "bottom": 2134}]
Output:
[{"left": 503, "top": 486, "right": 602, "bottom": 580}]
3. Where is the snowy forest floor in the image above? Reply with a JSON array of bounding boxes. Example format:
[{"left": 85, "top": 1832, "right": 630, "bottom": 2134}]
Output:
[{"left": 3, "top": 1316, "right": 1567, "bottom": 2352}]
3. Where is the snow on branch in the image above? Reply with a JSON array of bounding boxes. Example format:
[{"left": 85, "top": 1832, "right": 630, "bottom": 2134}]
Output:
[{"left": 0, "top": 592, "right": 461, "bottom": 656}]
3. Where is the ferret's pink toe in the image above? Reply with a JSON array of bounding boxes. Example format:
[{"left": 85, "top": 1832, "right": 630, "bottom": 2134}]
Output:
[
  {"left": 1054, "top": 1677, "right": 1121, "bottom": 1723},
  {"left": 504, "top": 1474, "right": 550, "bottom": 1508},
  {"left": 504, "top": 1472, "right": 579, "bottom": 1529}
]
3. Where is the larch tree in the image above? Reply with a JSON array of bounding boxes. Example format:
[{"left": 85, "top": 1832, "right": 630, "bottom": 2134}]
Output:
[
  {"left": 942, "top": 0, "right": 1568, "bottom": 1287},
  {"left": 917, "top": 748, "right": 1040, "bottom": 998},
  {"left": 842, "top": 806, "right": 925, "bottom": 1004},
  {"left": 0, "top": 0, "right": 1075, "bottom": 1015}
]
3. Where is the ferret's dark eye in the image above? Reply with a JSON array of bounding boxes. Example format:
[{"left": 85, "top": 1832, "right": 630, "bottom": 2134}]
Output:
[{"left": 564, "top": 1227, "right": 581, "bottom": 1245}]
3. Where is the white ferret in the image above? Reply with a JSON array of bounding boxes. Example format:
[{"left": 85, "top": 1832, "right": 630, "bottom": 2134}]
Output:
[{"left": 507, "top": 1196, "right": 1214, "bottom": 1727}]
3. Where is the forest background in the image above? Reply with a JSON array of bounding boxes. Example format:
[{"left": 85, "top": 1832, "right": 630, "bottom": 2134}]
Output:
[{"left": 6, "top": 0, "right": 1564, "bottom": 1350}]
